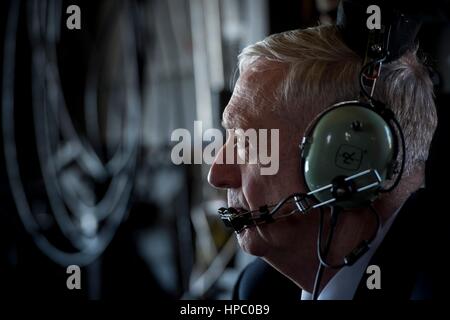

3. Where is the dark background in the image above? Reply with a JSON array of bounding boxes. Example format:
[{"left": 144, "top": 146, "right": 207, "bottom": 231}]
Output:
[{"left": 0, "top": 0, "right": 449, "bottom": 301}]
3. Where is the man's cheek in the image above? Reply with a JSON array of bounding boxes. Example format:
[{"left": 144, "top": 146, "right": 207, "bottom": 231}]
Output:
[{"left": 242, "top": 171, "right": 279, "bottom": 207}]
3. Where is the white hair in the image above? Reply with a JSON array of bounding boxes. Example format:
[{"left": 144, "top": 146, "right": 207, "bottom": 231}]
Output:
[{"left": 238, "top": 25, "right": 437, "bottom": 175}]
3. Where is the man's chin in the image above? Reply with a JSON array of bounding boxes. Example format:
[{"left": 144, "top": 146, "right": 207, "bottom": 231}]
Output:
[{"left": 236, "top": 226, "right": 269, "bottom": 257}]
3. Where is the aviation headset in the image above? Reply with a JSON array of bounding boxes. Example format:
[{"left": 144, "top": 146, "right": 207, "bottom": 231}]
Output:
[{"left": 300, "top": 30, "right": 405, "bottom": 210}]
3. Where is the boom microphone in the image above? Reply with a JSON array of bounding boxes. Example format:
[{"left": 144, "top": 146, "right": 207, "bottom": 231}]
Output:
[
  {"left": 218, "top": 193, "right": 311, "bottom": 233},
  {"left": 218, "top": 169, "right": 383, "bottom": 233}
]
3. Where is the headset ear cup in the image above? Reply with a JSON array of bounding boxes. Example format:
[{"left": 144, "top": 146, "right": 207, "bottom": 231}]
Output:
[{"left": 301, "top": 101, "right": 397, "bottom": 208}]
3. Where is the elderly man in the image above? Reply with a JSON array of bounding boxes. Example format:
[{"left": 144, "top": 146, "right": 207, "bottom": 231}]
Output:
[{"left": 208, "top": 25, "right": 438, "bottom": 300}]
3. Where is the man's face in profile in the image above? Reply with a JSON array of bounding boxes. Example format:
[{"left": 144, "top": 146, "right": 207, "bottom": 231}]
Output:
[{"left": 208, "top": 60, "right": 319, "bottom": 259}]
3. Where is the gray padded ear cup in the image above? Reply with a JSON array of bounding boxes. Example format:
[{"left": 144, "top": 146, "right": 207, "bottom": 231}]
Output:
[{"left": 301, "top": 102, "right": 396, "bottom": 208}]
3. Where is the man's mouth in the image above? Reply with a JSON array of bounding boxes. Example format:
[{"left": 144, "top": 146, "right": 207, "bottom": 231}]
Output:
[
  {"left": 232, "top": 207, "right": 249, "bottom": 214},
  {"left": 231, "top": 204, "right": 273, "bottom": 217},
  {"left": 226, "top": 205, "right": 257, "bottom": 221}
]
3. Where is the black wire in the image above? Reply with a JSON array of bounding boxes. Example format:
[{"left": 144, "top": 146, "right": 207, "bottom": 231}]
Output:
[
  {"left": 380, "top": 116, "right": 406, "bottom": 193},
  {"left": 317, "top": 211, "right": 345, "bottom": 270},
  {"left": 359, "top": 57, "right": 386, "bottom": 105},
  {"left": 317, "top": 204, "right": 381, "bottom": 271},
  {"left": 312, "top": 262, "right": 325, "bottom": 300},
  {"left": 312, "top": 207, "right": 340, "bottom": 300},
  {"left": 359, "top": 23, "right": 392, "bottom": 105},
  {"left": 312, "top": 208, "right": 326, "bottom": 300}
]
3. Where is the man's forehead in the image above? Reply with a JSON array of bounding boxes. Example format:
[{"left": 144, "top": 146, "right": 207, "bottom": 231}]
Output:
[
  {"left": 222, "top": 61, "right": 285, "bottom": 129},
  {"left": 238, "top": 60, "right": 285, "bottom": 89}
]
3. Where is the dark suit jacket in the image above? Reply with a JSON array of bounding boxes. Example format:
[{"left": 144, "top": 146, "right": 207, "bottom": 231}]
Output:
[{"left": 233, "top": 189, "right": 444, "bottom": 300}]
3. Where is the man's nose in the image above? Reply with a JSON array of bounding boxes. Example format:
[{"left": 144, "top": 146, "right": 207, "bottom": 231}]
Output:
[{"left": 207, "top": 145, "right": 241, "bottom": 189}]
